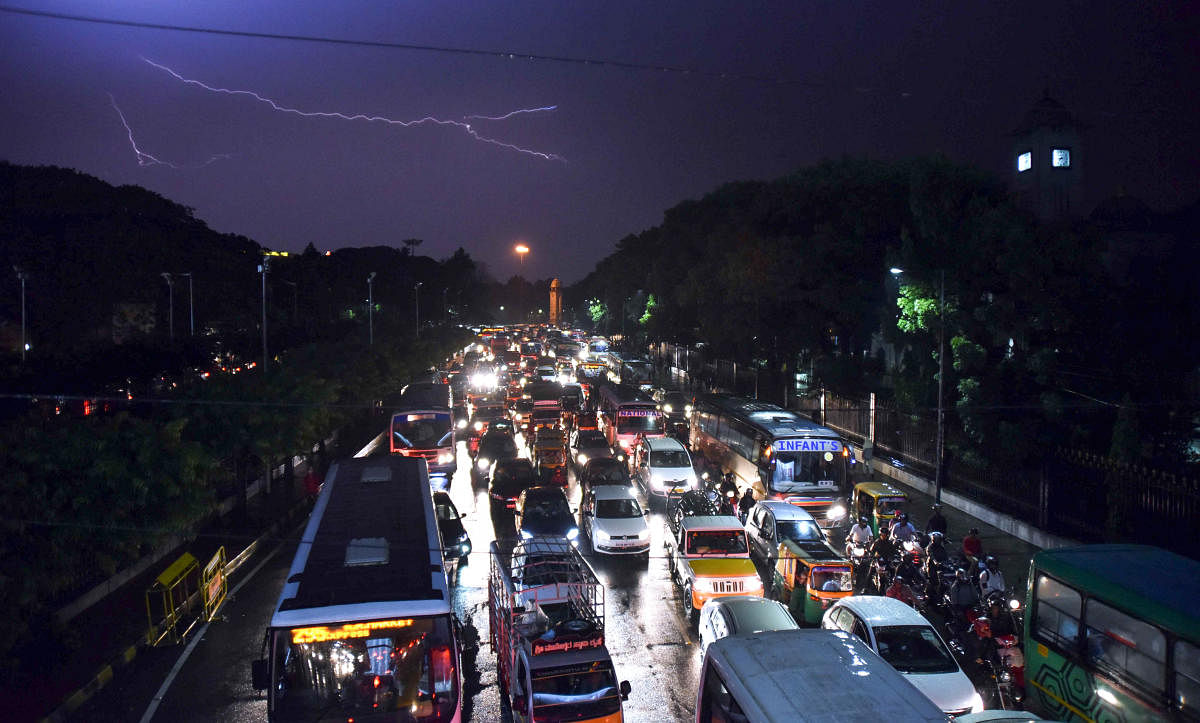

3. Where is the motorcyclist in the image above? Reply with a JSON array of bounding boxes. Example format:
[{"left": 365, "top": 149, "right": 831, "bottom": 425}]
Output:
[
  {"left": 890, "top": 511, "right": 918, "bottom": 543},
  {"left": 868, "top": 524, "right": 900, "bottom": 561},
  {"left": 947, "top": 568, "right": 981, "bottom": 618},
  {"left": 885, "top": 572, "right": 918, "bottom": 608},
  {"left": 846, "top": 516, "right": 873, "bottom": 550},
  {"left": 925, "top": 504, "right": 948, "bottom": 535},
  {"left": 737, "top": 488, "right": 756, "bottom": 523},
  {"left": 962, "top": 527, "right": 983, "bottom": 570},
  {"left": 925, "top": 531, "right": 949, "bottom": 564},
  {"left": 979, "top": 556, "right": 1007, "bottom": 596}
]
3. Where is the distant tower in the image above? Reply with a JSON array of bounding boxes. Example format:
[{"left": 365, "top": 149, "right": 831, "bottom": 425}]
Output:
[
  {"left": 1011, "top": 91, "right": 1085, "bottom": 221},
  {"left": 549, "top": 278, "right": 562, "bottom": 325}
]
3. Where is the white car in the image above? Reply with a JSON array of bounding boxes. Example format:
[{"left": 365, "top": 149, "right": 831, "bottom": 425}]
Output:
[
  {"left": 821, "top": 595, "right": 984, "bottom": 716},
  {"left": 579, "top": 486, "right": 650, "bottom": 556},
  {"left": 698, "top": 596, "right": 798, "bottom": 654},
  {"left": 632, "top": 436, "right": 698, "bottom": 503}
]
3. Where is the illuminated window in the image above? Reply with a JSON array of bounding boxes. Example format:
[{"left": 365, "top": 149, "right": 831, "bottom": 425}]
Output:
[
  {"left": 1052, "top": 148, "right": 1071, "bottom": 167},
  {"left": 1017, "top": 151, "right": 1032, "bottom": 172}
]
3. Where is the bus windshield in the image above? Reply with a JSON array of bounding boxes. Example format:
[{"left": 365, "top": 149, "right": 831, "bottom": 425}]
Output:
[
  {"left": 270, "top": 616, "right": 456, "bottom": 721},
  {"left": 769, "top": 449, "right": 846, "bottom": 494},
  {"left": 532, "top": 662, "right": 621, "bottom": 723},
  {"left": 392, "top": 412, "right": 452, "bottom": 449}
]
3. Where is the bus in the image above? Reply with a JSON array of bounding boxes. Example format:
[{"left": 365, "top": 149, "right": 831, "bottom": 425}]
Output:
[
  {"left": 596, "top": 384, "right": 663, "bottom": 452},
  {"left": 391, "top": 381, "right": 456, "bottom": 488},
  {"left": 1023, "top": 544, "right": 1200, "bottom": 722},
  {"left": 251, "top": 456, "right": 461, "bottom": 722},
  {"left": 688, "top": 394, "right": 851, "bottom": 528}
]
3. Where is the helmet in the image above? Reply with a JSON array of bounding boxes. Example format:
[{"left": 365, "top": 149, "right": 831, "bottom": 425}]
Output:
[
  {"left": 986, "top": 555, "right": 998, "bottom": 569},
  {"left": 878, "top": 526, "right": 889, "bottom": 536},
  {"left": 968, "top": 527, "right": 980, "bottom": 536},
  {"left": 928, "top": 531, "right": 944, "bottom": 542},
  {"left": 955, "top": 568, "right": 968, "bottom": 582},
  {"left": 859, "top": 516, "right": 869, "bottom": 525}
]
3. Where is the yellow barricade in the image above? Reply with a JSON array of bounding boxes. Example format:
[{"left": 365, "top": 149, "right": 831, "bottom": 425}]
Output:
[
  {"left": 202, "top": 547, "right": 227, "bottom": 621},
  {"left": 145, "top": 552, "right": 199, "bottom": 646}
]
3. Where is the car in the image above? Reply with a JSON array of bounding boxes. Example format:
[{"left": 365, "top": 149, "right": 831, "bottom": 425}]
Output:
[
  {"left": 653, "top": 389, "right": 692, "bottom": 438},
  {"left": 489, "top": 458, "right": 537, "bottom": 512},
  {"left": 473, "top": 430, "right": 518, "bottom": 485},
  {"left": 580, "top": 486, "right": 650, "bottom": 557},
  {"left": 433, "top": 491, "right": 471, "bottom": 573},
  {"left": 514, "top": 485, "right": 580, "bottom": 544},
  {"left": 632, "top": 436, "right": 698, "bottom": 505},
  {"left": 697, "top": 596, "right": 797, "bottom": 654},
  {"left": 821, "top": 595, "right": 983, "bottom": 716},
  {"left": 579, "top": 457, "right": 633, "bottom": 495},
  {"left": 571, "top": 429, "right": 613, "bottom": 469},
  {"left": 666, "top": 515, "right": 764, "bottom": 624},
  {"left": 743, "top": 501, "right": 826, "bottom": 568}
]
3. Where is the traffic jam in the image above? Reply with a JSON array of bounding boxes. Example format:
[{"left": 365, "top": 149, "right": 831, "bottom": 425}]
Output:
[{"left": 384, "top": 324, "right": 1046, "bottom": 722}]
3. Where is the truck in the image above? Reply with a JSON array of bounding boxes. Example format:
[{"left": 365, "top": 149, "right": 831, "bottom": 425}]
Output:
[
  {"left": 666, "top": 515, "right": 764, "bottom": 624},
  {"left": 488, "top": 537, "right": 632, "bottom": 722}
]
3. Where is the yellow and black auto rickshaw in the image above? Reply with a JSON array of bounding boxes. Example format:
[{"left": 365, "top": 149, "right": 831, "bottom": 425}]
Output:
[
  {"left": 772, "top": 539, "right": 854, "bottom": 624},
  {"left": 850, "top": 481, "right": 908, "bottom": 535}
]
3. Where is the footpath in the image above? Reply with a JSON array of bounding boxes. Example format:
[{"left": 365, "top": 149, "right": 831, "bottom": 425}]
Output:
[{"left": 8, "top": 416, "right": 381, "bottom": 723}]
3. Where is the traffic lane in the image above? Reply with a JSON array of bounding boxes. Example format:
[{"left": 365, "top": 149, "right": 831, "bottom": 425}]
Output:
[{"left": 449, "top": 437, "right": 704, "bottom": 722}]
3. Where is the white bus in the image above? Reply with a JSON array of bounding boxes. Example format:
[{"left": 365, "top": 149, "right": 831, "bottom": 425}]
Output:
[
  {"left": 689, "top": 394, "right": 852, "bottom": 529},
  {"left": 596, "top": 384, "right": 663, "bottom": 453},
  {"left": 252, "top": 456, "right": 461, "bottom": 722}
]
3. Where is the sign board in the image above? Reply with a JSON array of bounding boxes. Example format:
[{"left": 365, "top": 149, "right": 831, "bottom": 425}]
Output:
[
  {"left": 773, "top": 439, "right": 841, "bottom": 453},
  {"left": 617, "top": 409, "right": 658, "bottom": 418},
  {"left": 532, "top": 632, "right": 605, "bottom": 656}
]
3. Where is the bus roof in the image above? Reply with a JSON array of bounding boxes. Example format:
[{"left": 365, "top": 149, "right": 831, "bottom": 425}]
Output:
[
  {"left": 1032, "top": 544, "right": 1200, "bottom": 641},
  {"left": 598, "top": 384, "right": 655, "bottom": 405},
  {"left": 270, "top": 457, "right": 449, "bottom": 629},
  {"left": 704, "top": 629, "right": 947, "bottom": 722},
  {"left": 397, "top": 381, "right": 452, "bottom": 410},
  {"left": 696, "top": 394, "right": 840, "bottom": 439}
]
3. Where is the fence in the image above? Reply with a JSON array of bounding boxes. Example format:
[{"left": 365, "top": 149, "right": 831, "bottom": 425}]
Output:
[{"left": 649, "top": 343, "right": 1200, "bottom": 559}]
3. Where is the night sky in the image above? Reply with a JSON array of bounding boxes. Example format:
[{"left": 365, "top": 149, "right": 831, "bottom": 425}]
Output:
[{"left": 2, "top": 1, "right": 1196, "bottom": 282}]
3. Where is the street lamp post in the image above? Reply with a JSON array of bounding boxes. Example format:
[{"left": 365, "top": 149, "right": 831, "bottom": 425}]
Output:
[
  {"left": 891, "top": 267, "right": 947, "bottom": 502},
  {"left": 14, "top": 266, "right": 28, "bottom": 362},
  {"left": 181, "top": 272, "right": 194, "bottom": 336},
  {"left": 367, "top": 272, "right": 377, "bottom": 345},
  {"left": 258, "top": 257, "right": 269, "bottom": 369},
  {"left": 413, "top": 282, "right": 423, "bottom": 338},
  {"left": 160, "top": 272, "right": 175, "bottom": 340}
]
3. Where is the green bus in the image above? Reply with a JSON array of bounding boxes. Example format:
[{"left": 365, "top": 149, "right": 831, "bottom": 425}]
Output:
[{"left": 1024, "top": 544, "right": 1200, "bottom": 722}]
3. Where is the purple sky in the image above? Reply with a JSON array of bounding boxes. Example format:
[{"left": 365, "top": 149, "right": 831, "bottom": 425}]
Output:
[{"left": 2, "top": 1, "right": 1197, "bottom": 282}]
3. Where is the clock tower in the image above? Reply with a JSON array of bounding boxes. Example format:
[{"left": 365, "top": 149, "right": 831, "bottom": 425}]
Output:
[{"left": 1011, "top": 91, "right": 1085, "bottom": 222}]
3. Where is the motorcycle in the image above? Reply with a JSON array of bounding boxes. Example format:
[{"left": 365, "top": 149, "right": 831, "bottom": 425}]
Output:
[
  {"left": 871, "top": 552, "right": 900, "bottom": 594},
  {"left": 847, "top": 541, "right": 871, "bottom": 593}
]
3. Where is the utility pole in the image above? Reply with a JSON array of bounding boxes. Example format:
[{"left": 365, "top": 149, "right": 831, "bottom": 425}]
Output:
[
  {"left": 367, "top": 272, "right": 376, "bottom": 345},
  {"left": 258, "top": 256, "right": 269, "bottom": 369},
  {"left": 414, "top": 282, "right": 423, "bottom": 338},
  {"left": 181, "top": 272, "right": 194, "bottom": 335},
  {"left": 935, "top": 268, "right": 946, "bottom": 502},
  {"left": 14, "top": 266, "right": 28, "bottom": 362},
  {"left": 160, "top": 272, "right": 175, "bottom": 340}
]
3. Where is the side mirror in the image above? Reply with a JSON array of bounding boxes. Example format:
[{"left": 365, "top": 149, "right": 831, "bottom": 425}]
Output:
[
  {"left": 619, "top": 680, "right": 632, "bottom": 699},
  {"left": 251, "top": 659, "right": 270, "bottom": 690}
]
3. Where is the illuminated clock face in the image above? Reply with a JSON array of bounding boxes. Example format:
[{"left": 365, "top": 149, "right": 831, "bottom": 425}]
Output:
[
  {"left": 1017, "top": 152, "right": 1032, "bottom": 172},
  {"left": 1052, "top": 149, "right": 1070, "bottom": 168}
]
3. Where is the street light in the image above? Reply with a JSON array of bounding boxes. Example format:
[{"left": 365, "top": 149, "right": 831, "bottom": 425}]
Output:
[
  {"left": 891, "top": 266, "right": 946, "bottom": 501},
  {"left": 160, "top": 272, "right": 175, "bottom": 340},
  {"left": 180, "top": 272, "right": 194, "bottom": 336},
  {"left": 414, "top": 281, "right": 423, "bottom": 338},
  {"left": 258, "top": 256, "right": 269, "bottom": 369},
  {"left": 514, "top": 243, "right": 529, "bottom": 270},
  {"left": 367, "top": 272, "right": 377, "bottom": 345},
  {"left": 14, "top": 266, "right": 28, "bottom": 362}
]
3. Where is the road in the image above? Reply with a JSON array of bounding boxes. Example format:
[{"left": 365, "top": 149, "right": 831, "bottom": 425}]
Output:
[{"left": 82, "top": 431, "right": 706, "bottom": 722}]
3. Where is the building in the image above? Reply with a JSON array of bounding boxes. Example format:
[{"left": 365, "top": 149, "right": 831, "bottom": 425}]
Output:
[{"left": 1011, "top": 92, "right": 1085, "bottom": 222}]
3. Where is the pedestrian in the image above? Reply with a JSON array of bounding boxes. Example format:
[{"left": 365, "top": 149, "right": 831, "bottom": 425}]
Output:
[
  {"left": 925, "top": 504, "right": 948, "bottom": 535},
  {"left": 304, "top": 466, "right": 322, "bottom": 503}
]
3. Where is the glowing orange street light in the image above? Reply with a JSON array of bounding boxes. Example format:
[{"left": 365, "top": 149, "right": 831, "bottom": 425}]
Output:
[{"left": 514, "top": 243, "right": 529, "bottom": 269}]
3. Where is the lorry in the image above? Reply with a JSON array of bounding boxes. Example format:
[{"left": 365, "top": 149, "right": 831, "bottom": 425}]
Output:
[
  {"left": 666, "top": 515, "right": 764, "bottom": 624},
  {"left": 488, "top": 537, "right": 631, "bottom": 722}
]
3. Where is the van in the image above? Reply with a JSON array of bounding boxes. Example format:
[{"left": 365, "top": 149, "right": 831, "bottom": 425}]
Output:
[{"left": 696, "top": 629, "right": 947, "bottom": 722}]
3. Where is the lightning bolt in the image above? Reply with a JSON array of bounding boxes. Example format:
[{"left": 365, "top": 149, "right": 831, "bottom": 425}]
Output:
[
  {"left": 109, "top": 93, "right": 232, "bottom": 169},
  {"left": 141, "top": 57, "right": 564, "bottom": 162}
]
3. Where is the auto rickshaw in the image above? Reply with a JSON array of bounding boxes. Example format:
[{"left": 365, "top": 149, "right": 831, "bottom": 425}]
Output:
[
  {"left": 535, "top": 446, "right": 568, "bottom": 486},
  {"left": 850, "top": 481, "right": 908, "bottom": 535},
  {"left": 771, "top": 539, "right": 854, "bottom": 624}
]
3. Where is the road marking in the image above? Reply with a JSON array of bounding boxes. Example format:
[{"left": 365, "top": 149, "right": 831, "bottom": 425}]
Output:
[{"left": 138, "top": 531, "right": 287, "bottom": 723}]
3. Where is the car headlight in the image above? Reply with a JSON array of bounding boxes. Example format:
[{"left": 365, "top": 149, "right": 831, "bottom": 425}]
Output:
[
  {"left": 969, "top": 692, "right": 984, "bottom": 714},
  {"left": 477, "top": 458, "right": 490, "bottom": 470},
  {"left": 577, "top": 453, "right": 588, "bottom": 466},
  {"left": 473, "top": 420, "right": 484, "bottom": 431},
  {"left": 636, "top": 529, "right": 650, "bottom": 540},
  {"left": 684, "top": 405, "right": 693, "bottom": 414},
  {"left": 617, "top": 453, "right": 626, "bottom": 462},
  {"left": 827, "top": 504, "right": 847, "bottom": 520},
  {"left": 566, "top": 527, "right": 579, "bottom": 540},
  {"left": 437, "top": 451, "right": 454, "bottom": 464},
  {"left": 663, "top": 404, "right": 673, "bottom": 414},
  {"left": 1009, "top": 598, "right": 1021, "bottom": 610},
  {"left": 744, "top": 576, "right": 764, "bottom": 591},
  {"left": 456, "top": 419, "right": 468, "bottom": 429},
  {"left": 594, "top": 528, "right": 610, "bottom": 541},
  {"left": 688, "top": 473, "right": 699, "bottom": 488}
]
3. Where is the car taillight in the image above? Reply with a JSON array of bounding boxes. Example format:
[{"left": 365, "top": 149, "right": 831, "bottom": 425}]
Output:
[{"left": 431, "top": 644, "right": 455, "bottom": 695}]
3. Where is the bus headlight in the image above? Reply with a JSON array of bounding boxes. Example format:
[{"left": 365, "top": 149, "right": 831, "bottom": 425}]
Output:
[
  {"left": 577, "top": 453, "right": 588, "bottom": 466},
  {"left": 827, "top": 504, "right": 847, "bottom": 520},
  {"left": 684, "top": 404, "right": 693, "bottom": 414},
  {"left": 476, "top": 458, "right": 490, "bottom": 471},
  {"left": 437, "top": 451, "right": 454, "bottom": 465},
  {"left": 473, "top": 420, "right": 484, "bottom": 431},
  {"left": 456, "top": 419, "right": 468, "bottom": 430},
  {"left": 663, "top": 404, "right": 673, "bottom": 414}
]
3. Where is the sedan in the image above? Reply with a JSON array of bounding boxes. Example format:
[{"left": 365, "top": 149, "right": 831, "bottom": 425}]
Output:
[
  {"left": 580, "top": 486, "right": 649, "bottom": 557},
  {"left": 571, "top": 429, "right": 613, "bottom": 470},
  {"left": 698, "top": 596, "right": 798, "bottom": 654},
  {"left": 515, "top": 485, "right": 580, "bottom": 544},
  {"left": 821, "top": 595, "right": 983, "bottom": 716}
]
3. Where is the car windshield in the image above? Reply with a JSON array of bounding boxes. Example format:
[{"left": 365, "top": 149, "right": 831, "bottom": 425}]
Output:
[
  {"left": 525, "top": 494, "right": 570, "bottom": 518},
  {"left": 872, "top": 625, "right": 959, "bottom": 674},
  {"left": 686, "top": 530, "right": 747, "bottom": 555},
  {"left": 595, "top": 498, "right": 642, "bottom": 518},
  {"left": 577, "top": 432, "right": 607, "bottom": 448},
  {"left": 479, "top": 435, "right": 517, "bottom": 459},
  {"left": 777, "top": 520, "right": 822, "bottom": 542},
  {"left": 585, "top": 461, "right": 626, "bottom": 484},
  {"left": 532, "top": 662, "right": 621, "bottom": 723},
  {"left": 649, "top": 450, "right": 690, "bottom": 467},
  {"left": 496, "top": 462, "right": 534, "bottom": 485}
]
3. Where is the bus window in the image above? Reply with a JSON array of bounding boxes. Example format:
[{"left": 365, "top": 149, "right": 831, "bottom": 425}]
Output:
[
  {"left": 1084, "top": 598, "right": 1166, "bottom": 695},
  {"left": 1176, "top": 640, "right": 1200, "bottom": 715},
  {"left": 698, "top": 665, "right": 749, "bottom": 723},
  {"left": 1033, "top": 575, "right": 1081, "bottom": 649}
]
